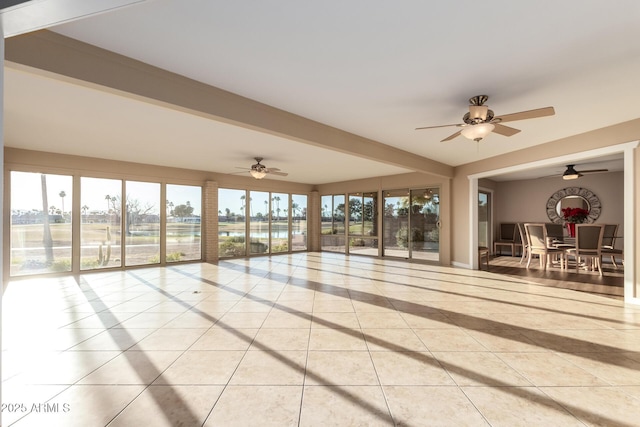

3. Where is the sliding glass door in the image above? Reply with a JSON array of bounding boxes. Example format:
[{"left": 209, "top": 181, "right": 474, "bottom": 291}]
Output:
[
  {"left": 383, "top": 187, "right": 440, "bottom": 261},
  {"left": 410, "top": 188, "right": 440, "bottom": 261},
  {"left": 382, "top": 190, "right": 409, "bottom": 258}
]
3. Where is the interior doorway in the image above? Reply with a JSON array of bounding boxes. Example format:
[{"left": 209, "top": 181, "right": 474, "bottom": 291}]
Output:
[{"left": 468, "top": 142, "right": 638, "bottom": 305}]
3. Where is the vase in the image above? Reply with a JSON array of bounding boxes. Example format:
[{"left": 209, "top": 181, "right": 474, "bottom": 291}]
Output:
[{"left": 566, "top": 222, "right": 576, "bottom": 238}]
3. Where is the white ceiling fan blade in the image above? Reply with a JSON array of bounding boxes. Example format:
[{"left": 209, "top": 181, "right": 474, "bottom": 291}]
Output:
[
  {"left": 494, "top": 106, "right": 555, "bottom": 123},
  {"left": 441, "top": 130, "right": 461, "bottom": 142},
  {"left": 268, "top": 171, "right": 288, "bottom": 176},
  {"left": 492, "top": 123, "right": 521, "bottom": 137},
  {"left": 415, "top": 123, "right": 462, "bottom": 130}
]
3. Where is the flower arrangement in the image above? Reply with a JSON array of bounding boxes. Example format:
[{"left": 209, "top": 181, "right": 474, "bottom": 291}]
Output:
[{"left": 561, "top": 207, "right": 589, "bottom": 223}]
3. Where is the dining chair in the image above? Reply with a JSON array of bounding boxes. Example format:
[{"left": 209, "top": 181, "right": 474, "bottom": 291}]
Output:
[
  {"left": 544, "top": 223, "right": 565, "bottom": 245},
  {"left": 493, "top": 223, "right": 517, "bottom": 256},
  {"left": 478, "top": 246, "right": 490, "bottom": 271},
  {"left": 544, "top": 223, "right": 566, "bottom": 266},
  {"left": 517, "top": 223, "right": 528, "bottom": 264},
  {"left": 565, "top": 224, "right": 605, "bottom": 276},
  {"left": 601, "top": 224, "right": 623, "bottom": 268},
  {"left": 524, "top": 223, "right": 566, "bottom": 270}
]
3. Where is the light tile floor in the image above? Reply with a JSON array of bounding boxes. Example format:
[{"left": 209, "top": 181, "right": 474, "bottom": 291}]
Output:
[{"left": 3, "top": 252, "right": 640, "bottom": 426}]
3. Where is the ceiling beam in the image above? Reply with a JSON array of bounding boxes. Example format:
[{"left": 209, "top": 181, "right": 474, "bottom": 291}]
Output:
[
  {"left": 1, "top": 0, "right": 147, "bottom": 38},
  {"left": 5, "top": 30, "right": 453, "bottom": 178}
]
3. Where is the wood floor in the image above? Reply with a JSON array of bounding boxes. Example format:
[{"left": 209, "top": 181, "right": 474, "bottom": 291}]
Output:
[{"left": 485, "top": 254, "right": 624, "bottom": 299}]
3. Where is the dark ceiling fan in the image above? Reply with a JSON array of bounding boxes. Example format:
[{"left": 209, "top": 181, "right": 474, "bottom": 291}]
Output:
[
  {"left": 560, "top": 164, "right": 608, "bottom": 180},
  {"left": 415, "top": 95, "right": 555, "bottom": 142}
]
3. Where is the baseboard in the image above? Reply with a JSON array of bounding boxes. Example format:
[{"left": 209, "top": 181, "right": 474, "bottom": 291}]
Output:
[{"left": 451, "top": 261, "right": 472, "bottom": 269}]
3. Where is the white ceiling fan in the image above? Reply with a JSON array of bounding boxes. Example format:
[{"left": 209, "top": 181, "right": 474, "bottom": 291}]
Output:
[
  {"left": 234, "top": 157, "right": 288, "bottom": 180},
  {"left": 415, "top": 95, "right": 555, "bottom": 142}
]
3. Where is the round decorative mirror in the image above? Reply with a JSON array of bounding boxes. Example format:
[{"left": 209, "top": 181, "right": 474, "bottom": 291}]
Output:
[{"left": 546, "top": 187, "right": 601, "bottom": 224}]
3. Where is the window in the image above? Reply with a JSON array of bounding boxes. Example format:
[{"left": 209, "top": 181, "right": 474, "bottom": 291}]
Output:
[
  {"left": 291, "top": 194, "right": 307, "bottom": 251},
  {"left": 321, "top": 194, "right": 346, "bottom": 253},
  {"left": 166, "top": 184, "right": 202, "bottom": 262},
  {"left": 349, "top": 194, "right": 364, "bottom": 235},
  {"left": 382, "top": 190, "right": 409, "bottom": 258},
  {"left": 125, "top": 181, "right": 161, "bottom": 266},
  {"left": 271, "top": 193, "right": 289, "bottom": 253},
  {"left": 478, "top": 190, "right": 491, "bottom": 249},
  {"left": 382, "top": 188, "right": 440, "bottom": 261},
  {"left": 10, "top": 172, "right": 73, "bottom": 276},
  {"left": 218, "top": 188, "right": 247, "bottom": 257},
  {"left": 348, "top": 192, "right": 378, "bottom": 255},
  {"left": 81, "top": 177, "right": 122, "bottom": 270},
  {"left": 9, "top": 171, "right": 204, "bottom": 276},
  {"left": 249, "top": 191, "right": 269, "bottom": 254},
  {"left": 219, "top": 188, "right": 306, "bottom": 257}
]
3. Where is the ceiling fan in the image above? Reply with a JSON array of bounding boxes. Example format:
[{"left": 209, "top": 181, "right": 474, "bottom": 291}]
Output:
[
  {"left": 234, "top": 157, "right": 288, "bottom": 180},
  {"left": 415, "top": 95, "right": 555, "bottom": 142},
  {"left": 559, "top": 164, "right": 608, "bottom": 180}
]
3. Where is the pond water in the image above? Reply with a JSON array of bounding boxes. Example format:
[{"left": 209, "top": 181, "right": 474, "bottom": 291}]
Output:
[{"left": 220, "top": 231, "right": 299, "bottom": 238}]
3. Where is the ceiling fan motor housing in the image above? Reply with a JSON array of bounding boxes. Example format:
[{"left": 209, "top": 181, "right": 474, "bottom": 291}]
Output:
[
  {"left": 464, "top": 108, "right": 494, "bottom": 124},
  {"left": 252, "top": 157, "right": 266, "bottom": 172}
]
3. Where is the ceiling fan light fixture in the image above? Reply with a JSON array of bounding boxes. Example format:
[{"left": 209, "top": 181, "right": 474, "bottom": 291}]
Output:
[
  {"left": 250, "top": 169, "right": 267, "bottom": 179},
  {"left": 562, "top": 165, "right": 580, "bottom": 180},
  {"left": 461, "top": 123, "right": 495, "bottom": 142},
  {"left": 469, "top": 105, "right": 488, "bottom": 121}
]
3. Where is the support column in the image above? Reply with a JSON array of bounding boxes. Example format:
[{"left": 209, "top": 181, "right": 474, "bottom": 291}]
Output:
[
  {"left": 203, "top": 181, "right": 219, "bottom": 263},
  {"left": 308, "top": 191, "right": 320, "bottom": 251}
]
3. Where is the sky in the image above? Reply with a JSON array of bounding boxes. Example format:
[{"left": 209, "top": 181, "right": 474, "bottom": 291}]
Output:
[
  {"left": 10, "top": 172, "right": 202, "bottom": 215},
  {"left": 218, "top": 189, "right": 307, "bottom": 216},
  {"left": 10, "top": 172, "right": 312, "bottom": 218}
]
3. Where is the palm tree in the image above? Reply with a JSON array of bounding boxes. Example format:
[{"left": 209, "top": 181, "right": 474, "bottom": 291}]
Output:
[
  {"left": 272, "top": 196, "right": 281, "bottom": 220},
  {"left": 105, "top": 195, "right": 111, "bottom": 213},
  {"left": 82, "top": 205, "right": 89, "bottom": 221},
  {"left": 59, "top": 190, "right": 66, "bottom": 215}
]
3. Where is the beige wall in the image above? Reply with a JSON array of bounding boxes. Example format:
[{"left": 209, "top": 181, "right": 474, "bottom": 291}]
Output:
[{"left": 636, "top": 146, "right": 640, "bottom": 298}]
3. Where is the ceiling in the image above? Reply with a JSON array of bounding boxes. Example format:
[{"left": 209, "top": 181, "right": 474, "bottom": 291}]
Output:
[{"left": 4, "top": 0, "right": 640, "bottom": 184}]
